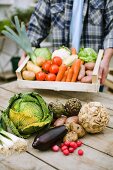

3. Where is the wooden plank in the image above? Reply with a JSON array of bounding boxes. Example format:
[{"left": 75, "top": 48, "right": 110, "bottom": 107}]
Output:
[
  {"left": 82, "top": 127, "right": 113, "bottom": 156},
  {"left": 16, "top": 56, "right": 30, "bottom": 80},
  {"left": 0, "top": 82, "right": 113, "bottom": 129},
  {"left": 1, "top": 81, "right": 113, "bottom": 110},
  {"left": 0, "top": 83, "right": 113, "bottom": 156},
  {"left": 92, "top": 49, "right": 104, "bottom": 83},
  {"left": 0, "top": 152, "right": 56, "bottom": 170},
  {"left": 26, "top": 137, "right": 113, "bottom": 170},
  {"left": 0, "top": 88, "right": 14, "bottom": 108},
  {"left": 16, "top": 79, "right": 99, "bottom": 92}
]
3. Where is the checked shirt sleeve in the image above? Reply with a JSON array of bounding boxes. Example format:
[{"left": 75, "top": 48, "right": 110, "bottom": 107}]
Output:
[
  {"left": 27, "top": 0, "right": 51, "bottom": 47},
  {"left": 103, "top": 1, "right": 113, "bottom": 49}
]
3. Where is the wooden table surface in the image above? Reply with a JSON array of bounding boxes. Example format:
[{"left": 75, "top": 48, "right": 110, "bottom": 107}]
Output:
[{"left": 0, "top": 81, "right": 113, "bottom": 170}]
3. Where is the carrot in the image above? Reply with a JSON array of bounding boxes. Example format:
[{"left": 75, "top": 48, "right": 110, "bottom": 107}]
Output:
[
  {"left": 71, "top": 59, "right": 81, "bottom": 82},
  {"left": 56, "top": 64, "right": 67, "bottom": 81},
  {"left": 71, "top": 48, "right": 77, "bottom": 55},
  {"left": 71, "top": 59, "right": 81, "bottom": 71},
  {"left": 66, "top": 68, "right": 73, "bottom": 82},
  {"left": 61, "top": 70, "right": 68, "bottom": 82}
]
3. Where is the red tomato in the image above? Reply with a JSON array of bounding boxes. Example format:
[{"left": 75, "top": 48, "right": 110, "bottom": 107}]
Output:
[
  {"left": 36, "top": 71, "right": 46, "bottom": 81},
  {"left": 52, "top": 56, "right": 62, "bottom": 66},
  {"left": 46, "top": 73, "right": 56, "bottom": 81},
  {"left": 42, "top": 61, "right": 51, "bottom": 72},
  {"left": 49, "top": 64, "right": 59, "bottom": 74}
]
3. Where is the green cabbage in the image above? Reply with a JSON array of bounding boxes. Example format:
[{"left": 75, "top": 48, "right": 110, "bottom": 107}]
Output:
[
  {"left": 78, "top": 48, "right": 97, "bottom": 62},
  {"left": 1, "top": 92, "right": 53, "bottom": 138},
  {"left": 34, "top": 48, "right": 52, "bottom": 60}
]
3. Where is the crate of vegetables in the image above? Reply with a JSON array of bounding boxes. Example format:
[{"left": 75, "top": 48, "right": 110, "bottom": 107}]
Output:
[
  {"left": 1, "top": 16, "right": 103, "bottom": 92},
  {"left": 16, "top": 47, "right": 104, "bottom": 92}
]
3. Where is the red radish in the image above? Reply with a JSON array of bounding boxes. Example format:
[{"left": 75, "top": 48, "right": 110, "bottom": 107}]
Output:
[
  {"left": 60, "top": 143, "right": 64, "bottom": 148},
  {"left": 64, "top": 141, "right": 70, "bottom": 147},
  {"left": 76, "top": 141, "right": 82, "bottom": 147},
  {"left": 61, "top": 145, "right": 68, "bottom": 151},
  {"left": 63, "top": 149, "right": 70, "bottom": 156},
  {"left": 78, "top": 149, "right": 84, "bottom": 156},
  {"left": 68, "top": 147, "right": 75, "bottom": 153},
  {"left": 70, "top": 142, "right": 78, "bottom": 149},
  {"left": 52, "top": 145, "right": 60, "bottom": 152}
]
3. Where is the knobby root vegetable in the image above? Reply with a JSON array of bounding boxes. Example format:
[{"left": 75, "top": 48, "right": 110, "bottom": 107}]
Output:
[
  {"left": 22, "top": 70, "right": 35, "bottom": 80},
  {"left": 78, "top": 64, "right": 85, "bottom": 80},
  {"left": 81, "top": 76, "right": 92, "bottom": 83},
  {"left": 27, "top": 61, "right": 42, "bottom": 73},
  {"left": 85, "top": 62, "right": 95, "bottom": 70}
]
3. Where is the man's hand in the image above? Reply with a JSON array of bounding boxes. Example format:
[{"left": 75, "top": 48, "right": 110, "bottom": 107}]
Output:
[{"left": 99, "top": 48, "right": 113, "bottom": 84}]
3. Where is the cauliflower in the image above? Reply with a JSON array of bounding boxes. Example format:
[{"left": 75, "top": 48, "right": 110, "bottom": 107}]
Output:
[
  {"left": 52, "top": 47, "right": 71, "bottom": 61},
  {"left": 78, "top": 102, "right": 109, "bottom": 133}
]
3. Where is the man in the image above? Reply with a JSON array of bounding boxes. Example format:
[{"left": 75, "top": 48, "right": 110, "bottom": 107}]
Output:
[{"left": 20, "top": 0, "right": 113, "bottom": 84}]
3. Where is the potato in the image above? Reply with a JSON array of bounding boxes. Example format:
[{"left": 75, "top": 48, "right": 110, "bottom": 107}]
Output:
[
  {"left": 36, "top": 57, "right": 46, "bottom": 66},
  {"left": 81, "top": 76, "right": 92, "bottom": 83},
  {"left": 86, "top": 70, "right": 93, "bottom": 76},
  {"left": 70, "top": 122, "right": 86, "bottom": 138},
  {"left": 65, "top": 116, "right": 79, "bottom": 125},
  {"left": 63, "top": 131, "right": 78, "bottom": 142},
  {"left": 22, "top": 70, "right": 35, "bottom": 80},
  {"left": 54, "top": 116, "right": 67, "bottom": 127},
  {"left": 27, "top": 61, "right": 42, "bottom": 73},
  {"left": 78, "top": 65, "right": 85, "bottom": 80},
  {"left": 85, "top": 62, "right": 95, "bottom": 70}
]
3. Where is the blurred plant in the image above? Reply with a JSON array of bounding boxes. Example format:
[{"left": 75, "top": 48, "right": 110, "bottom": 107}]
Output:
[
  {"left": 11, "top": 7, "right": 34, "bottom": 25},
  {"left": 0, "top": 20, "right": 14, "bottom": 35}
]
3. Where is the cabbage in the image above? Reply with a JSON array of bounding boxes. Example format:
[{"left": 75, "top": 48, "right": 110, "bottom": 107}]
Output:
[
  {"left": 1, "top": 92, "right": 53, "bottom": 138},
  {"left": 78, "top": 48, "right": 97, "bottom": 62},
  {"left": 34, "top": 48, "right": 52, "bottom": 60}
]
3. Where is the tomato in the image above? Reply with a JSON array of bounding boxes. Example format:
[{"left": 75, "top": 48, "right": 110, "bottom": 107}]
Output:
[
  {"left": 36, "top": 71, "right": 46, "bottom": 81},
  {"left": 52, "top": 56, "right": 62, "bottom": 66},
  {"left": 46, "top": 73, "right": 56, "bottom": 81},
  {"left": 42, "top": 61, "right": 51, "bottom": 72},
  {"left": 49, "top": 64, "right": 59, "bottom": 74}
]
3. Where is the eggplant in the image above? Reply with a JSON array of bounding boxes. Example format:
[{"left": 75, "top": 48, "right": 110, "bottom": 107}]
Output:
[{"left": 32, "top": 125, "right": 68, "bottom": 151}]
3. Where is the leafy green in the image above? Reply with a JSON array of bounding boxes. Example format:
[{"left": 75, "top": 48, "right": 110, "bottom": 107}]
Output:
[
  {"left": 1, "top": 92, "right": 53, "bottom": 138},
  {"left": 78, "top": 48, "right": 97, "bottom": 62},
  {"left": 2, "top": 16, "right": 36, "bottom": 63},
  {"left": 34, "top": 48, "right": 52, "bottom": 60}
]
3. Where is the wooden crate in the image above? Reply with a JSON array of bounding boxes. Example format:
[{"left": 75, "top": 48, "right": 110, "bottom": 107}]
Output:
[
  {"left": 16, "top": 50, "right": 104, "bottom": 92},
  {"left": 105, "top": 68, "right": 113, "bottom": 91}
]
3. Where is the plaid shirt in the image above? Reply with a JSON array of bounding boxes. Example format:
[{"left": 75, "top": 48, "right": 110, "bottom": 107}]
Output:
[{"left": 27, "top": 0, "right": 113, "bottom": 52}]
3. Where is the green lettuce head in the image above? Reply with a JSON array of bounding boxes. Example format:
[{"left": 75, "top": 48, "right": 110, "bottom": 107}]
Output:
[
  {"left": 78, "top": 48, "right": 97, "bottom": 62},
  {"left": 1, "top": 92, "right": 53, "bottom": 138}
]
